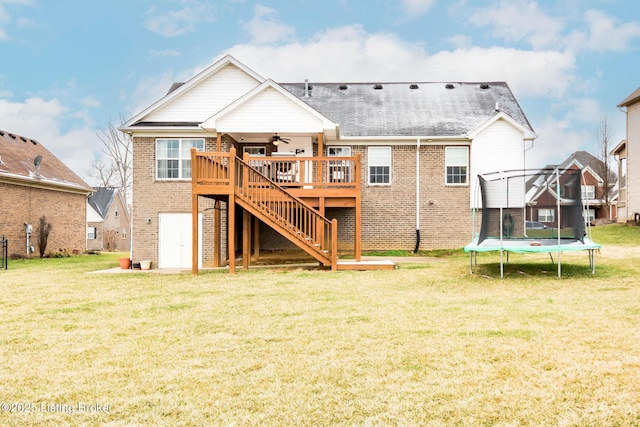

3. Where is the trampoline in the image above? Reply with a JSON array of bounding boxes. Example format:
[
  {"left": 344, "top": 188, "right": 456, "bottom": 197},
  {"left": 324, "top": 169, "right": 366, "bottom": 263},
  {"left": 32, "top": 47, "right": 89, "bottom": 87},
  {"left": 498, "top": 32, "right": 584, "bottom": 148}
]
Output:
[{"left": 464, "top": 168, "right": 601, "bottom": 278}]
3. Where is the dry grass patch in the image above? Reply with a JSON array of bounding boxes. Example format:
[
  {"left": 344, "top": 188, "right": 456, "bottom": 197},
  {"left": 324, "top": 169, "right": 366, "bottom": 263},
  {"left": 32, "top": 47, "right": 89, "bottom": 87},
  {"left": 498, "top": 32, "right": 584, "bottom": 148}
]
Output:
[{"left": 0, "top": 244, "right": 640, "bottom": 425}]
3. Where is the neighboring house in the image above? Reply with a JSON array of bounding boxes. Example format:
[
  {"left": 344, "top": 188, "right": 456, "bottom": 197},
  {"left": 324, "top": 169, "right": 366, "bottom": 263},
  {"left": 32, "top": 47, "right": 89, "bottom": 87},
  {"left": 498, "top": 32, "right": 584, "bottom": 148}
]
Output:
[
  {"left": 525, "top": 151, "right": 617, "bottom": 227},
  {"left": 0, "top": 130, "right": 93, "bottom": 257},
  {"left": 87, "top": 187, "right": 131, "bottom": 252},
  {"left": 120, "top": 55, "right": 536, "bottom": 270},
  {"left": 614, "top": 86, "right": 640, "bottom": 222}
]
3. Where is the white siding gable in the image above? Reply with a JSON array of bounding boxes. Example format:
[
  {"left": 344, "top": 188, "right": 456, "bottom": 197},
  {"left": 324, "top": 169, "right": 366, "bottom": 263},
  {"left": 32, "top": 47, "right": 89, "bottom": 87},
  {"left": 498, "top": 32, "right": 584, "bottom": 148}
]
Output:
[
  {"left": 470, "top": 118, "right": 525, "bottom": 208},
  {"left": 216, "top": 87, "right": 325, "bottom": 133},
  {"left": 145, "top": 64, "right": 261, "bottom": 123}
]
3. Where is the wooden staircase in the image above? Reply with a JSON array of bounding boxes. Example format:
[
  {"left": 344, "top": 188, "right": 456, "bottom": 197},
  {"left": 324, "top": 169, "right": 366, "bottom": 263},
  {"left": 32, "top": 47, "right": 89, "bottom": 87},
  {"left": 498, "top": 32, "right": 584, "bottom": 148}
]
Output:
[
  {"left": 191, "top": 148, "right": 337, "bottom": 271},
  {"left": 233, "top": 155, "right": 337, "bottom": 269}
]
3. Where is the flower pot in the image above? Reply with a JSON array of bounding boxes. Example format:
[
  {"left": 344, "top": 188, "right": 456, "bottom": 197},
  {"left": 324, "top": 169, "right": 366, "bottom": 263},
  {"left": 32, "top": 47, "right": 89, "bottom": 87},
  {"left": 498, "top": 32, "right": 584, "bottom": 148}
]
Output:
[
  {"left": 119, "top": 257, "right": 131, "bottom": 269},
  {"left": 140, "top": 260, "right": 151, "bottom": 270}
]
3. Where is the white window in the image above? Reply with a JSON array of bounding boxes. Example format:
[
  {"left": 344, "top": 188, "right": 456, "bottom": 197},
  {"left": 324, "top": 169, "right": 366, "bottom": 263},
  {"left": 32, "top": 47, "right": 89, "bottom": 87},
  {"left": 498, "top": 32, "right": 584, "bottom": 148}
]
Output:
[
  {"left": 445, "top": 147, "right": 468, "bottom": 185},
  {"left": 368, "top": 146, "right": 391, "bottom": 184},
  {"left": 621, "top": 158, "right": 627, "bottom": 188},
  {"left": 584, "top": 209, "right": 596, "bottom": 222},
  {"left": 581, "top": 185, "right": 595, "bottom": 200},
  {"left": 244, "top": 146, "right": 266, "bottom": 156},
  {"left": 329, "top": 147, "right": 351, "bottom": 182},
  {"left": 156, "top": 138, "right": 205, "bottom": 179},
  {"left": 87, "top": 227, "right": 97, "bottom": 240},
  {"left": 538, "top": 209, "right": 554, "bottom": 222},
  {"left": 115, "top": 205, "right": 119, "bottom": 217}
]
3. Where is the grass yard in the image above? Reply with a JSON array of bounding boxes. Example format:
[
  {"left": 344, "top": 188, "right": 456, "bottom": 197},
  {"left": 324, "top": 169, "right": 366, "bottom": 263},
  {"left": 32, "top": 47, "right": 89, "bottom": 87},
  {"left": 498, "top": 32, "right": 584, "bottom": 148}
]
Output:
[{"left": 1, "top": 224, "right": 640, "bottom": 426}]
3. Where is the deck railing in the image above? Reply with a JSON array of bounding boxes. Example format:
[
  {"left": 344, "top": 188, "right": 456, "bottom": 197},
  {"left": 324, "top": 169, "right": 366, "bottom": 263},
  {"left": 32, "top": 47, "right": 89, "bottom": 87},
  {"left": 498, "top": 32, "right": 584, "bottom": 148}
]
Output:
[{"left": 244, "top": 154, "right": 360, "bottom": 190}]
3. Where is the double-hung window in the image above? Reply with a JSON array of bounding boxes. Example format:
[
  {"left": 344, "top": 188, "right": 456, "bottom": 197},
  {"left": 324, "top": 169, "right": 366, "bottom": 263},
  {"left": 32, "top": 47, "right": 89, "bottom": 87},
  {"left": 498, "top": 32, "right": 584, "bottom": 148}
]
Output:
[
  {"left": 368, "top": 146, "right": 391, "bottom": 184},
  {"left": 445, "top": 147, "right": 468, "bottom": 185},
  {"left": 328, "top": 146, "right": 351, "bottom": 182},
  {"left": 581, "top": 185, "right": 595, "bottom": 200},
  {"left": 87, "top": 227, "right": 97, "bottom": 240},
  {"left": 156, "top": 138, "right": 204, "bottom": 179},
  {"left": 538, "top": 209, "right": 554, "bottom": 222}
]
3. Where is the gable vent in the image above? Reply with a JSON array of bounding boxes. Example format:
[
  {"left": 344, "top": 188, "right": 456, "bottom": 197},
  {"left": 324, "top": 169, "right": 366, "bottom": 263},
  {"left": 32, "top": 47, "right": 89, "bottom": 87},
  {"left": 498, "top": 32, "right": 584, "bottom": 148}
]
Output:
[
  {"left": 480, "top": 83, "right": 490, "bottom": 89},
  {"left": 373, "top": 84, "right": 383, "bottom": 90},
  {"left": 339, "top": 84, "right": 348, "bottom": 90},
  {"left": 410, "top": 84, "right": 419, "bottom": 89},
  {"left": 445, "top": 83, "right": 455, "bottom": 89}
]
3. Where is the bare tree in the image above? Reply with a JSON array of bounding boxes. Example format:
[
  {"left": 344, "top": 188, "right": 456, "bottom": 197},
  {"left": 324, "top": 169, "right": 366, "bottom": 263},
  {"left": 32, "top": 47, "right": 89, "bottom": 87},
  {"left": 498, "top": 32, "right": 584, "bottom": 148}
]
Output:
[
  {"left": 595, "top": 116, "right": 615, "bottom": 220},
  {"left": 89, "top": 157, "right": 118, "bottom": 188},
  {"left": 94, "top": 116, "right": 132, "bottom": 203}
]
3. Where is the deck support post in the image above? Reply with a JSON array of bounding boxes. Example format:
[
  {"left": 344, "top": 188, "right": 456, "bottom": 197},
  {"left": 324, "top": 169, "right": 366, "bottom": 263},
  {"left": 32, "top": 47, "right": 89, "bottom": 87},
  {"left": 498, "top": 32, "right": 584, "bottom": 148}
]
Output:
[
  {"left": 214, "top": 200, "right": 221, "bottom": 267},
  {"left": 253, "top": 217, "right": 260, "bottom": 261},
  {"left": 228, "top": 148, "right": 236, "bottom": 274},
  {"left": 243, "top": 209, "right": 251, "bottom": 270},
  {"left": 192, "top": 193, "right": 199, "bottom": 275}
]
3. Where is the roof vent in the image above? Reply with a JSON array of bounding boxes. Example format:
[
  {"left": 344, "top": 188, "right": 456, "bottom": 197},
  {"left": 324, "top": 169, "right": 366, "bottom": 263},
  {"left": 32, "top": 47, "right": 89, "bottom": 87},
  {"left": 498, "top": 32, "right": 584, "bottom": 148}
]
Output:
[
  {"left": 480, "top": 83, "right": 490, "bottom": 89},
  {"left": 0, "top": 131, "right": 4, "bottom": 136},
  {"left": 373, "top": 84, "right": 383, "bottom": 90},
  {"left": 339, "top": 84, "right": 348, "bottom": 90},
  {"left": 8, "top": 133, "right": 15, "bottom": 139},
  {"left": 304, "top": 79, "right": 310, "bottom": 98},
  {"left": 410, "top": 84, "right": 419, "bottom": 89},
  {"left": 20, "top": 136, "right": 27, "bottom": 142},
  {"left": 445, "top": 83, "right": 455, "bottom": 89}
]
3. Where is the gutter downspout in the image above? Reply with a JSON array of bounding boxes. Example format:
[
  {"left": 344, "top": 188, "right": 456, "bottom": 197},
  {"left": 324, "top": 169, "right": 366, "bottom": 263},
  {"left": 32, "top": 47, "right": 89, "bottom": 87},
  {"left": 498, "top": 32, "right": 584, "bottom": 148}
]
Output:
[{"left": 413, "top": 138, "right": 421, "bottom": 253}]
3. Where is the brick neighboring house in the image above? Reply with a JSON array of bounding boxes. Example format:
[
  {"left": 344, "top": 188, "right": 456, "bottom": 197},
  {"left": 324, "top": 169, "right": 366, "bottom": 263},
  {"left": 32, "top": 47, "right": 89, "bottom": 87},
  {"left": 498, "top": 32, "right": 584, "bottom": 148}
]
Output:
[
  {"left": 614, "top": 86, "right": 640, "bottom": 222},
  {"left": 526, "top": 151, "right": 617, "bottom": 227},
  {"left": 120, "top": 55, "right": 537, "bottom": 270},
  {"left": 87, "top": 187, "right": 131, "bottom": 252},
  {"left": 0, "top": 130, "right": 93, "bottom": 257}
]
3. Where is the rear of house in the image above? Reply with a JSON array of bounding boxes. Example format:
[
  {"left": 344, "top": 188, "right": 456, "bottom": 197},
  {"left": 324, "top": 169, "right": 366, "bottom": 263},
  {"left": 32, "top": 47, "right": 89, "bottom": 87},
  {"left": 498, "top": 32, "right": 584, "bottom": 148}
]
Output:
[{"left": 121, "top": 55, "right": 536, "bottom": 269}]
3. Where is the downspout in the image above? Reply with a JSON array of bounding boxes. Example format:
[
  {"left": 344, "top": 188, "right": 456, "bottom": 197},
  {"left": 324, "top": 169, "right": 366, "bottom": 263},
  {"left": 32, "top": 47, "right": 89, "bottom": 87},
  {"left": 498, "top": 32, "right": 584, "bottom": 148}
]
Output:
[{"left": 413, "top": 138, "right": 421, "bottom": 253}]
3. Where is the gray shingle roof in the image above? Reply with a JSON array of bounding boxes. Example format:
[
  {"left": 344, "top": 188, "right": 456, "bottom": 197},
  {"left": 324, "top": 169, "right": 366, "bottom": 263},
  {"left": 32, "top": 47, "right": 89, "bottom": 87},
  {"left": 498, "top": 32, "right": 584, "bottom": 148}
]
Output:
[
  {"left": 88, "top": 187, "right": 118, "bottom": 219},
  {"left": 281, "top": 82, "right": 534, "bottom": 137}
]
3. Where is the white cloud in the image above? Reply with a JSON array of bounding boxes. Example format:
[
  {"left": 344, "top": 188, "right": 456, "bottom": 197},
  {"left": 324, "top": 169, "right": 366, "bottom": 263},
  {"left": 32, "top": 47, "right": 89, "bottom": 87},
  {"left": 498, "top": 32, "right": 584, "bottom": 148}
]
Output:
[
  {"left": 150, "top": 49, "right": 181, "bottom": 57},
  {"left": 0, "top": 96, "right": 100, "bottom": 183},
  {"left": 145, "top": 0, "right": 216, "bottom": 38},
  {"left": 567, "top": 10, "right": 640, "bottom": 52},
  {"left": 223, "top": 25, "right": 575, "bottom": 99},
  {"left": 470, "top": 0, "right": 564, "bottom": 50},
  {"left": 401, "top": 0, "right": 436, "bottom": 15},
  {"left": 241, "top": 4, "right": 295, "bottom": 45}
]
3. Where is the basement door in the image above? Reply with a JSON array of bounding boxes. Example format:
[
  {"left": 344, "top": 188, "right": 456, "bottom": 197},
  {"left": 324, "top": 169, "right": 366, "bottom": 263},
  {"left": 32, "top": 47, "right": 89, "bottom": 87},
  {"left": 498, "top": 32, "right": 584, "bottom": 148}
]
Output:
[{"left": 158, "top": 213, "right": 202, "bottom": 269}]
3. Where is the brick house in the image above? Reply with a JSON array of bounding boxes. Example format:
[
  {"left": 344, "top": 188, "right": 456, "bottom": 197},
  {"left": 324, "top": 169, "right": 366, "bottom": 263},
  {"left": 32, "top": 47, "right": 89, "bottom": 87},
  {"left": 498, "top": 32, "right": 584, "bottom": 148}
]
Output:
[
  {"left": 614, "top": 86, "right": 640, "bottom": 222},
  {"left": 526, "top": 151, "right": 617, "bottom": 227},
  {"left": 120, "top": 55, "right": 536, "bottom": 270},
  {"left": 0, "top": 130, "right": 93, "bottom": 257},
  {"left": 87, "top": 187, "right": 131, "bottom": 252}
]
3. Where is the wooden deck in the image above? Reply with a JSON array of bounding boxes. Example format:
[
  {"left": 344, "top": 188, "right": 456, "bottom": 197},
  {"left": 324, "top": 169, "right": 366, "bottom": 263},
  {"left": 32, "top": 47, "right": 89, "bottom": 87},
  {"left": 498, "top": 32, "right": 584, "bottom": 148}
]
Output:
[{"left": 190, "top": 148, "right": 364, "bottom": 274}]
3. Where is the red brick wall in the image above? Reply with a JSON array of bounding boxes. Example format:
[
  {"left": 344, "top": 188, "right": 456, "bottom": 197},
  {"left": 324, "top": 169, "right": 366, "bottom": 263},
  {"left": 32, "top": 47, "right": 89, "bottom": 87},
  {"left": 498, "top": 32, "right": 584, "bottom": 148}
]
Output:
[{"left": 0, "top": 182, "right": 87, "bottom": 257}]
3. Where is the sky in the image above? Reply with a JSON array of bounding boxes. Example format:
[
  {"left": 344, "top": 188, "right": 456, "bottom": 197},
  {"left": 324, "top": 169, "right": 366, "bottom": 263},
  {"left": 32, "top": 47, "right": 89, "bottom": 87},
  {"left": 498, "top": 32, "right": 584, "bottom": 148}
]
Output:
[{"left": 1, "top": 0, "right": 639, "bottom": 184}]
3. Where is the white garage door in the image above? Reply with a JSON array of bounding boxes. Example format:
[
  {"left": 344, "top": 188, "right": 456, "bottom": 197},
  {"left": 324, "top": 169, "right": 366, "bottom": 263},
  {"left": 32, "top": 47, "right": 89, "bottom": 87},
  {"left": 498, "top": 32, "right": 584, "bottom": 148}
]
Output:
[{"left": 158, "top": 213, "right": 202, "bottom": 269}]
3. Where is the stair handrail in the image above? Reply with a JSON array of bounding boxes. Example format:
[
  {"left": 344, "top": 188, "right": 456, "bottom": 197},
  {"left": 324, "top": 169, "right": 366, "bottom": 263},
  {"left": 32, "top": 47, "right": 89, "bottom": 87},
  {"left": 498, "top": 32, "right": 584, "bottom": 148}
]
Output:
[{"left": 233, "top": 150, "right": 335, "bottom": 263}]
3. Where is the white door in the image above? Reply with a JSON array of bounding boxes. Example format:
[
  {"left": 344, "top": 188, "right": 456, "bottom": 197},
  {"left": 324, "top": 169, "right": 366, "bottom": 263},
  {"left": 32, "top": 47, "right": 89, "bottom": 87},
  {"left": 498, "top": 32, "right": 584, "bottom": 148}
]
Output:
[{"left": 158, "top": 213, "right": 202, "bottom": 269}]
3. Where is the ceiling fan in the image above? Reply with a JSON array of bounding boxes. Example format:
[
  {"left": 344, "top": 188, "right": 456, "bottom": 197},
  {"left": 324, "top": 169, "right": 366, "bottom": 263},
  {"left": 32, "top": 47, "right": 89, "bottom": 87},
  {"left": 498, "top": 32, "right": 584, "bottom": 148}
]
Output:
[{"left": 268, "top": 133, "right": 290, "bottom": 146}]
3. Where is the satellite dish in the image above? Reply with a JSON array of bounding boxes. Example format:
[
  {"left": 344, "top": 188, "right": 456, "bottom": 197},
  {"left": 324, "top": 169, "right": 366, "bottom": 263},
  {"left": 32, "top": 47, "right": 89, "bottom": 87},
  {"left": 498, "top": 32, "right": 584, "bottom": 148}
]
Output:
[{"left": 34, "top": 155, "right": 42, "bottom": 169}]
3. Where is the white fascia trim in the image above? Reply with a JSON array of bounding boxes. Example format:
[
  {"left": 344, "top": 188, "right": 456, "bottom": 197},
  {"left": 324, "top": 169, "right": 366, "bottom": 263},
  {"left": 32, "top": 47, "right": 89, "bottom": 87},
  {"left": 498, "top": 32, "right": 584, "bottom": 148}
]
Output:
[
  {"left": 0, "top": 174, "right": 93, "bottom": 195},
  {"left": 201, "top": 79, "right": 337, "bottom": 131},
  {"left": 467, "top": 111, "right": 538, "bottom": 140},
  {"left": 120, "top": 54, "right": 265, "bottom": 130},
  {"left": 334, "top": 135, "right": 470, "bottom": 145}
]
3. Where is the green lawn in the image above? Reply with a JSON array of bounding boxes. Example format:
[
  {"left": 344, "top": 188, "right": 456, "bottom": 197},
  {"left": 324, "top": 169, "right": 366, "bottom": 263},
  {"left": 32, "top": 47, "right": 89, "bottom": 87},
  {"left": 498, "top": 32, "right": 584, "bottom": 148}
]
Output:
[{"left": 1, "top": 224, "right": 640, "bottom": 426}]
